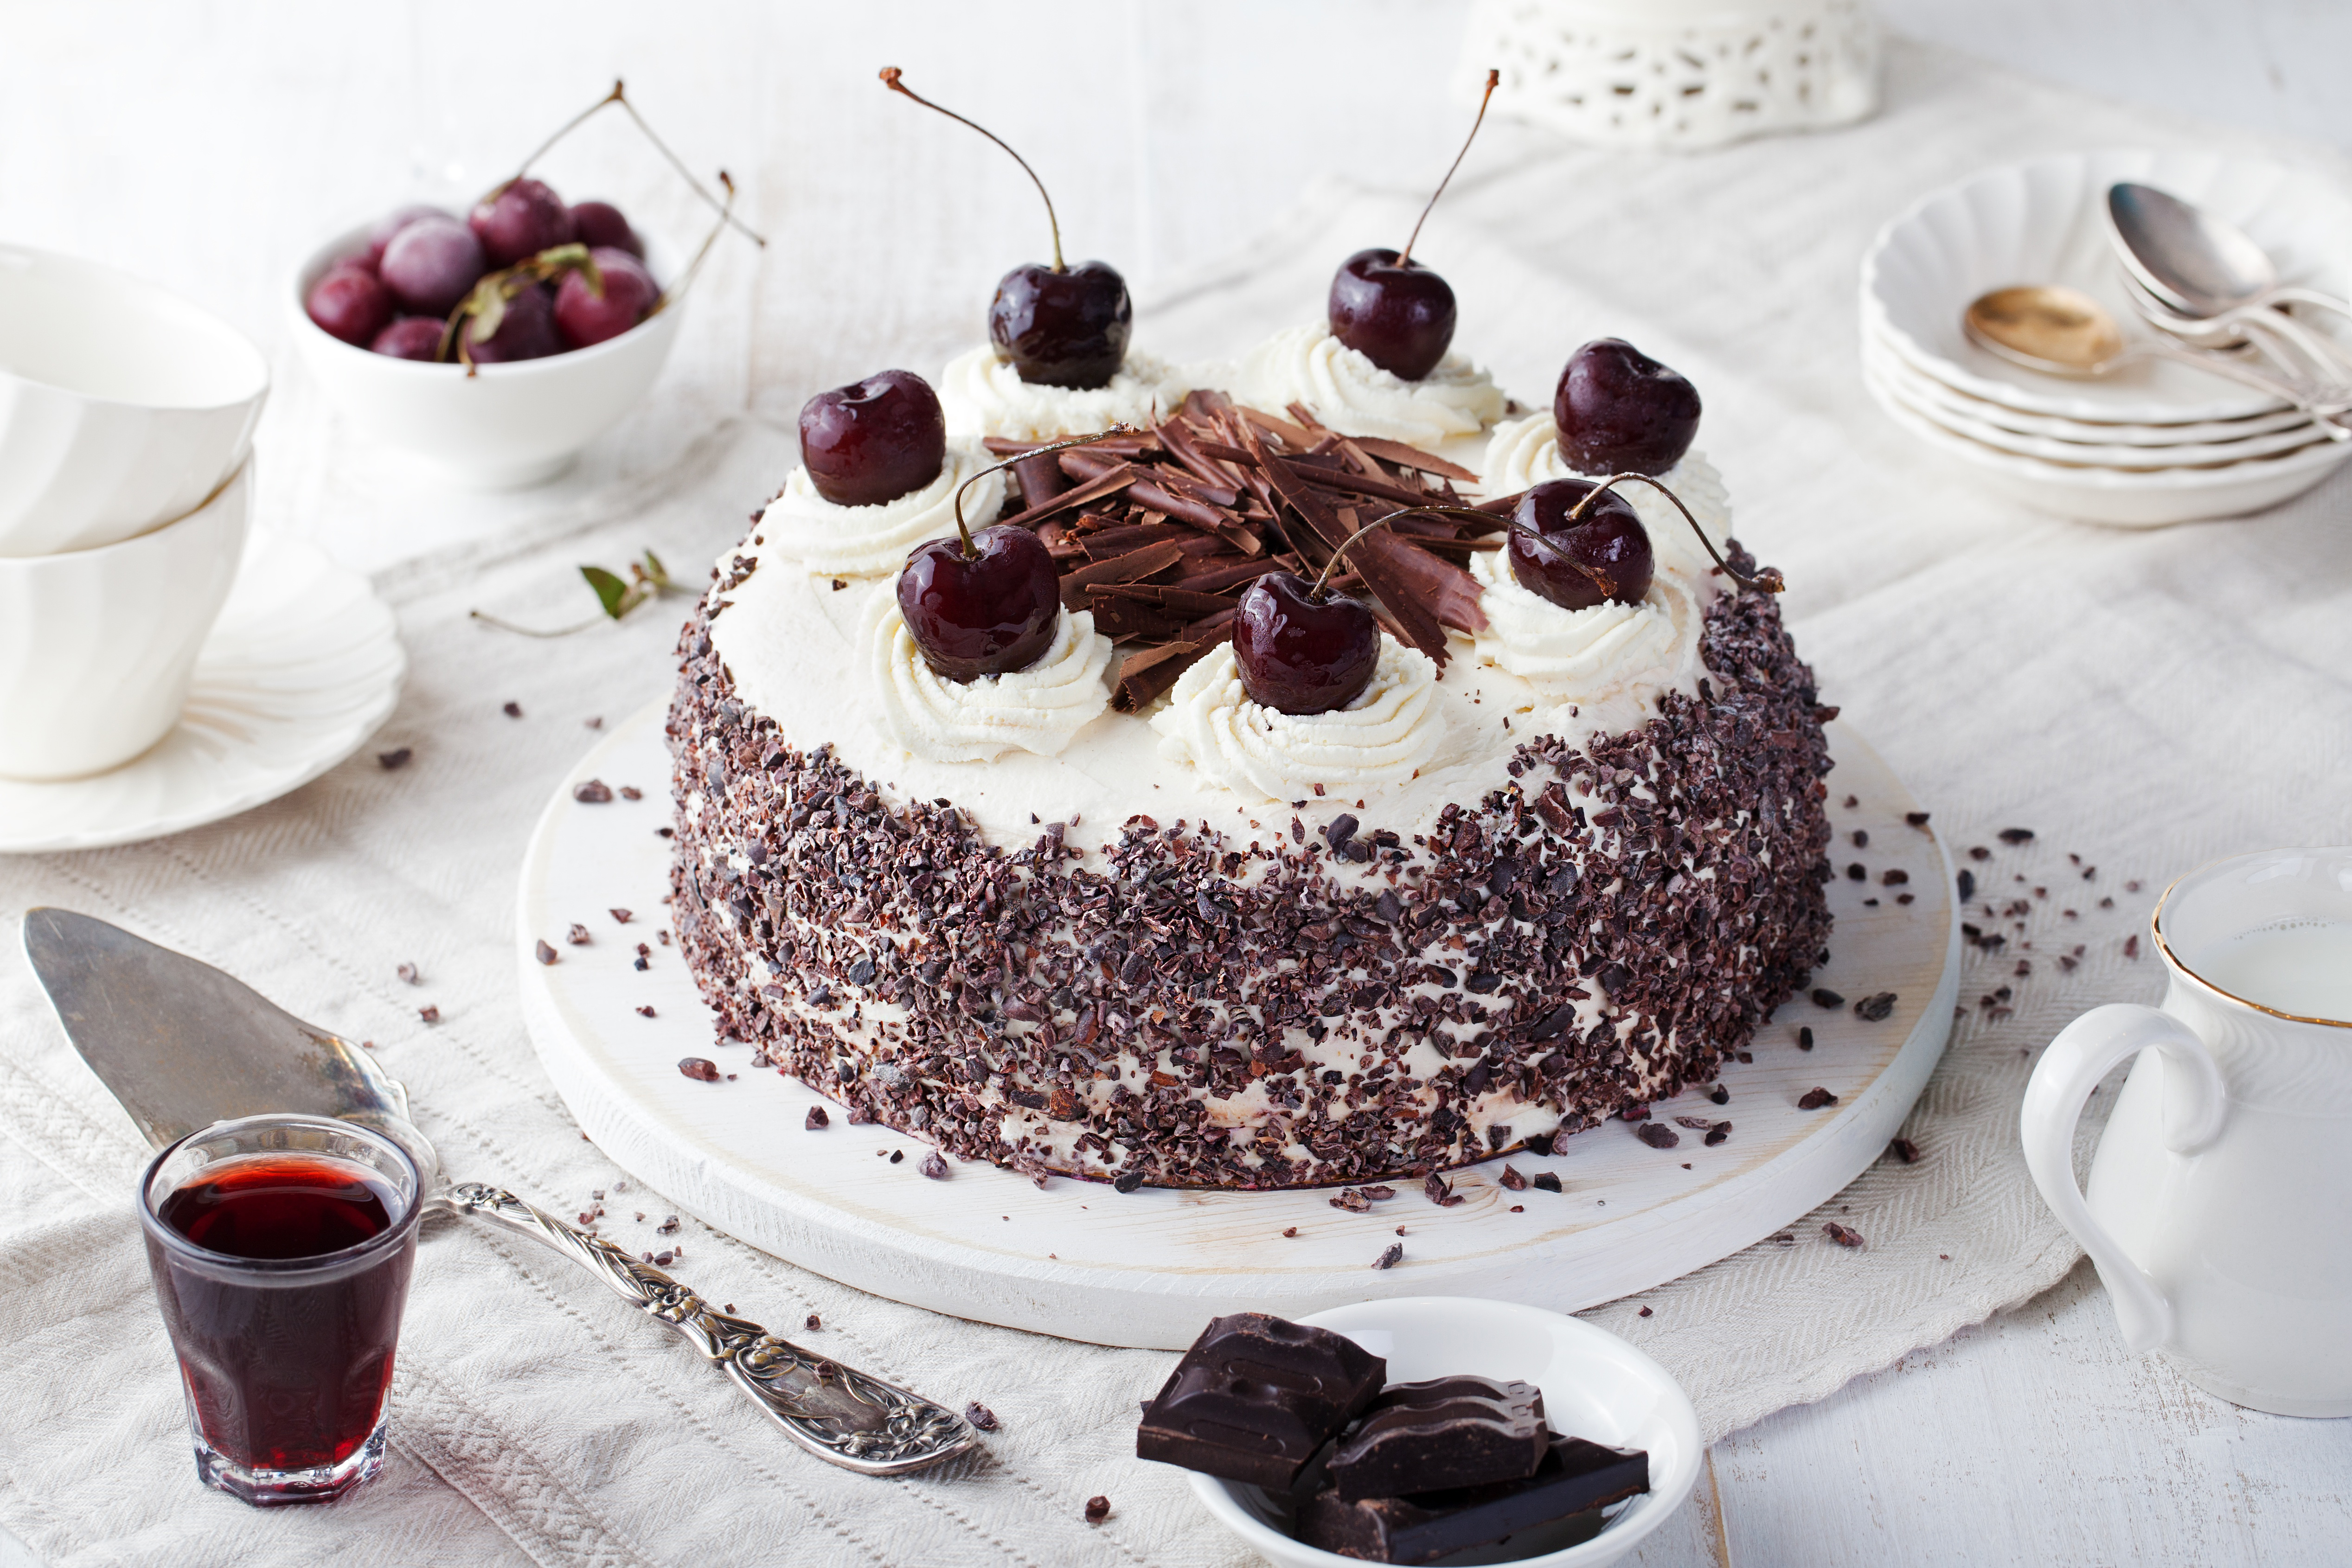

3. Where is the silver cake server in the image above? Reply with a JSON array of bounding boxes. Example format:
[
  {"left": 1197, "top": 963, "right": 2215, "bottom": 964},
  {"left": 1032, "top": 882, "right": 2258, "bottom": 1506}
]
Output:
[{"left": 20, "top": 907, "right": 975, "bottom": 1476}]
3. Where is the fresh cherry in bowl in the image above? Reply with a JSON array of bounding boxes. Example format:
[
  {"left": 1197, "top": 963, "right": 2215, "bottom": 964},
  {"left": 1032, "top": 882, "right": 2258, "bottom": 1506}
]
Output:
[
  {"left": 552, "top": 247, "right": 660, "bottom": 349},
  {"left": 897, "top": 525, "right": 1062, "bottom": 681},
  {"left": 569, "top": 200, "right": 644, "bottom": 259},
  {"left": 991, "top": 260, "right": 1131, "bottom": 390},
  {"left": 801, "top": 370, "right": 947, "bottom": 508},
  {"left": 304, "top": 264, "right": 392, "bottom": 348},
  {"left": 1508, "top": 478, "right": 1653, "bottom": 612},
  {"left": 471, "top": 177, "right": 576, "bottom": 268},
  {"left": 377, "top": 217, "right": 487, "bottom": 320},
  {"left": 1554, "top": 339, "right": 1702, "bottom": 477},
  {"left": 1232, "top": 572, "right": 1381, "bottom": 716}
]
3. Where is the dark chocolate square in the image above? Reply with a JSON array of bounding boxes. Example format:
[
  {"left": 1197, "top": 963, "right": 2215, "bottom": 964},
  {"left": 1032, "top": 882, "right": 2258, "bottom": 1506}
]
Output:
[
  {"left": 1298, "top": 1434, "right": 1650, "bottom": 1564},
  {"left": 1327, "top": 1375, "right": 1549, "bottom": 1500},
  {"left": 1136, "top": 1313, "right": 1386, "bottom": 1489}
]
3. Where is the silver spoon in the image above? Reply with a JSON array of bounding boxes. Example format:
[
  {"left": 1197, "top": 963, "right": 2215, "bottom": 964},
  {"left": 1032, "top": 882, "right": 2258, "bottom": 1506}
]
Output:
[
  {"left": 2118, "top": 270, "right": 2352, "bottom": 387},
  {"left": 1960, "top": 286, "right": 2352, "bottom": 439},
  {"left": 2108, "top": 182, "right": 2352, "bottom": 322}
]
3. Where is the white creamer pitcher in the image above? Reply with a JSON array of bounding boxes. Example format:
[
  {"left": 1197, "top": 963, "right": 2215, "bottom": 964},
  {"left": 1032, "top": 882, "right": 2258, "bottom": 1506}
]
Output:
[{"left": 2022, "top": 846, "right": 2352, "bottom": 1417}]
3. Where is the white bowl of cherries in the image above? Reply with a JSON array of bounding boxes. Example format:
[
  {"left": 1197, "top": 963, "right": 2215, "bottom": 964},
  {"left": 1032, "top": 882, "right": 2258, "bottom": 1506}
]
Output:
[{"left": 288, "top": 86, "right": 753, "bottom": 489}]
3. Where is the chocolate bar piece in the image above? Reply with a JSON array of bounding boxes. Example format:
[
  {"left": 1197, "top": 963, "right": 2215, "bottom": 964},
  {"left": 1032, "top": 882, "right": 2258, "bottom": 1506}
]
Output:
[
  {"left": 1136, "top": 1313, "right": 1385, "bottom": 1489},
  {"left": 1297, "top": 1435, "right": 1650, "bottom": 1564},
  {"left": 1327, "top": 1375, "right": 1548, "bottom": 1499}
]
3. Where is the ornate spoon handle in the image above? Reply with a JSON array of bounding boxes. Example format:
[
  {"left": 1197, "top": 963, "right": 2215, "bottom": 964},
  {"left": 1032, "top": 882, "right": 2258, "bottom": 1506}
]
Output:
[{"left": 443, "top": 1182, "right": 977, "bottom": 1475}]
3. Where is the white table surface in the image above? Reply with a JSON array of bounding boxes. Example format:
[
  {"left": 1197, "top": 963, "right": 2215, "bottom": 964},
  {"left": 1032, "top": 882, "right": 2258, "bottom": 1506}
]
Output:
[{"left": 4, "top": 4, "right": 2349, "bottom": 1564}]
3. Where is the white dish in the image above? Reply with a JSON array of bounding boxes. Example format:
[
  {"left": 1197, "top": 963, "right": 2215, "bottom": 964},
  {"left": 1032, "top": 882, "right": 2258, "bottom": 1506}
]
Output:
[
  {"left": 288, "top": 223, "right": 684, "bottom": 489},
  {"left": 0, "top": 459, "right": 251, "bottom": 781},
  {"left": 1861, "top": 151, "right": 2352, "bottom": 426},
  {"left": 1863, "top": 359, "right": 2352, "bottom": 526},
  {"left": 1861, "top": 327, "right": 2320, "bottom": 447},
  {"left": 0, "top": 529, "right": 405, "bottom": 852},
  {"left": 0, "top": 243, "right": 269, "bottom": 557},
  {"left": 515, "top": 702, "right": 1958, "bottom": 1349},
  {"left": 1867, "top": 349, "right": 2333, "bottom": 468},
  {"left": 1189, "top": 1297, "right": 1702, "bottom": 1568}
]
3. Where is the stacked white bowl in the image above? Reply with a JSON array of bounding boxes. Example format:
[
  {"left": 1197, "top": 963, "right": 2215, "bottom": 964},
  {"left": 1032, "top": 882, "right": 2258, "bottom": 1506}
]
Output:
[
  {"left": 0, "top": 245, "right": 269, "bottom": 780},
  {"left": 1859, "top": 151, "right": 2352, "bottom": 527}
]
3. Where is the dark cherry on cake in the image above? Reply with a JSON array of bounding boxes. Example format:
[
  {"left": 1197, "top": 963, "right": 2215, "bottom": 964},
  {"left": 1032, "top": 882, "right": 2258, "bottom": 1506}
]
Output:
[
  {"left": 881, "top": 67, "right": 1131, "bottom": 390},
  {"left": 897, "top": 526, "right": 1061, "bottom": 681},
  {"left": 1508, "top": 477, "right": 1654, "bottom": 611},
  {"left": 1555, "top": 338, "right": 1702, "bottom": 475},
  {"left": 1232, "top": 572, "right": 1381, "bottom": 716},
  {"left": 799, "top": 370, "right": 947, "bottom": 507},
  {"left": 1326, "top": 70, "right": 1499, "bottom": 381}
]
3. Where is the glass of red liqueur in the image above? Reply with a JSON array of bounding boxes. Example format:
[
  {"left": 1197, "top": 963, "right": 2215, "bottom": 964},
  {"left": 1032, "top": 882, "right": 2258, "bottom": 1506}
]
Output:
[{"left": 137, "top": 1114, "right": 425, "bottom": 1505}]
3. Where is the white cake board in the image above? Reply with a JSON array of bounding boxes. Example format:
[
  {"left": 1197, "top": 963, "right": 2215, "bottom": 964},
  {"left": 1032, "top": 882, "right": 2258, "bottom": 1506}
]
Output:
[{"left": 517, "top": 699, "right": 1958, "bottom": 1350}]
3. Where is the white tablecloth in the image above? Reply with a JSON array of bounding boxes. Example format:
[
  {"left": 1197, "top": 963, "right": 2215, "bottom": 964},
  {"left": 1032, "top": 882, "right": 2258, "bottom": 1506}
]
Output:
[{"left": 3, "top": 16, "right": 2349, "bottom": 1565}]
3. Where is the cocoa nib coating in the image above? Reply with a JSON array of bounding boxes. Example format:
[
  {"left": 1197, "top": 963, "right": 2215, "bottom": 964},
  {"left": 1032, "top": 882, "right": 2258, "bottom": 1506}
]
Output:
[{"left": 665, "top": 545, "right": 1834, "bottom": 1189}]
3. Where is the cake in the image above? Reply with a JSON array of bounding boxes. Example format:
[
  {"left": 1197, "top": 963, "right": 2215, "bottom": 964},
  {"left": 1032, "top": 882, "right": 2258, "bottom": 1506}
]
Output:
[{"left": 666, "top": 75, "right": 1833, "bottom": 1190}]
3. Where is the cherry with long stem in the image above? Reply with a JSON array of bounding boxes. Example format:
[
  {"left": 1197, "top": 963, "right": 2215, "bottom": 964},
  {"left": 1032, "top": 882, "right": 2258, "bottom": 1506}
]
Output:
[
  {"left": 1372, "top": 478, "right": 1784, "bottom": 597},
  {"left": 1399, "top": 69, "right": 1500, "bottom": 269}
]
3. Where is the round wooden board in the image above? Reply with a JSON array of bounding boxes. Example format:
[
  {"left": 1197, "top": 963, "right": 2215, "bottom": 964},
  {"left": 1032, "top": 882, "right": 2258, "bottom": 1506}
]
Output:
[{"left": 517, "top": 699, "right": 1958, "bottom": 1350}]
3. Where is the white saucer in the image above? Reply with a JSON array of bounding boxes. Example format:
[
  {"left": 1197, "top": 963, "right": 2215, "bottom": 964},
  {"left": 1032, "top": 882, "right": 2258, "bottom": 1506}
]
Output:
[
  {"left": 1189, "top": 1297, "right": 1702, "bottom": 1568},
  {"left": 0, "top": 531, "right": 405, "bottom": 853}
]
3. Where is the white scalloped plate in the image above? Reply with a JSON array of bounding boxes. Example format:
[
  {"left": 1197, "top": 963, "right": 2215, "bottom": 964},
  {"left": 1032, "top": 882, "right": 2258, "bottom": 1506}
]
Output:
[
  {"left": 1862, "top": 327, "right": 2324, "bottom": 449},
  {"left": 0, "top": 531, "right": 405, "bottom": 852},
  {"left": 1860, "top": 150, "right": 2352, "bottom": 426},
  {"left": 516, "top": 702, "right": 1958, "bottom": 1349}
]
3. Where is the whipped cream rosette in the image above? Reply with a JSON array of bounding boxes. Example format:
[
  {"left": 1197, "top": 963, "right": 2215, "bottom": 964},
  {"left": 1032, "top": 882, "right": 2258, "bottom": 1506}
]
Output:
[
  {"left": 1237, "top": 324, "right": 1505, "bottom": 448},
  {"left": 939, "top": 344, "right": 1192, "bottom": 442},
  {"left": 1468, "top": 540, "right": 1706, "bottom": 709},
  {"left": 755, "top": 439, "right": 1006, "bottom": 579},
  {"left": 1482, "top": 414, "right": 1731, "bottom": 581},
  {"left": 863, "top": 590, "right": 1114, "bottom": 764},
  {"left": 1150, "top": 637, "right": 1443, "bottom": 803}
]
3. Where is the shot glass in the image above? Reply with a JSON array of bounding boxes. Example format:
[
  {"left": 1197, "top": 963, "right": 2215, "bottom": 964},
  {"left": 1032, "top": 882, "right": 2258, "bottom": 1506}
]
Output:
[{"left": 137, "top": 1114, "right": 424, "bottom": 1505}]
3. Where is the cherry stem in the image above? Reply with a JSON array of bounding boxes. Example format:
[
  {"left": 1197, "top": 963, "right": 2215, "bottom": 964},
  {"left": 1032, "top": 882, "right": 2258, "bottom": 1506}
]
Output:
[
  {"left": 1309, "top": 516, "right": 1397, "bottom": 598},
  {"left": 1564, "top": 473, "right": 1784, "bottom": 594},
  {"left": 659, "top": 170, "right": 739, "bottom": 312},
  {"left": 1399, "top": 69, "right": 1499, "bottom": 269},
  {"left": 881, "top": 67, "right": 1064, "bottom": 272},
  {"left": 1371, "top": 502, "right": 1617, "bottom": 595},
  {"left": 509, "top": 78, "right": 767, "bottom": 249},
  {"left": 950, "top": 426, "right": 1136, "bottom": 557}
]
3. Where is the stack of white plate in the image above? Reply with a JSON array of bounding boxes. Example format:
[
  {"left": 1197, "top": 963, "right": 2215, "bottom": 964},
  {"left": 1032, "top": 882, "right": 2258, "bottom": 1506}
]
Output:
[{"left": 1859, "top": 151, "right": 2352, "bottom": 527}]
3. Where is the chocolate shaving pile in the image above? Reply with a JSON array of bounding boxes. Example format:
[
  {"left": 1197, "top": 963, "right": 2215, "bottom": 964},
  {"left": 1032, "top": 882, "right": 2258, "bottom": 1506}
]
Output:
[{"left": 983, "top": 391, "right": 1496, "bottom": 712}]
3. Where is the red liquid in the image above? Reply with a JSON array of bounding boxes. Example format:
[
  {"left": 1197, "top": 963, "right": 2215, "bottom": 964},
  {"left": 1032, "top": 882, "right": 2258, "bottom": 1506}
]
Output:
[{"left": 146, "top": 1154, "right": 416, "bottom": 1474}]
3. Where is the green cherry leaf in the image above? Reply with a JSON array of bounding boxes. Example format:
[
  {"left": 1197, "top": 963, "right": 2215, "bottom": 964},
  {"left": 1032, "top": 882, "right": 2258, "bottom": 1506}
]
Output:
[
  {"left": 580, "top": 565, "right": 635, "bottom": 620},
  {"left": 640, "top": 549, "right": 672, "bottom": 590}
]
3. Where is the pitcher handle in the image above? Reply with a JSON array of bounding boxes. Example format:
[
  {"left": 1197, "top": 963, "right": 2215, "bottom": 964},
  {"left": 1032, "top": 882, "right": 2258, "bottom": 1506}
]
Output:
[{"left": 2020, "top": 1004, "right": 2228, "bottom": 1352}]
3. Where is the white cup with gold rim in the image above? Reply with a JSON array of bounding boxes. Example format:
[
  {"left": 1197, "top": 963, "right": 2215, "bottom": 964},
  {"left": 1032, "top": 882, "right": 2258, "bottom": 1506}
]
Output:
[{"left": 2022, "top": 846, "right": 2352, "bottom": 1416}]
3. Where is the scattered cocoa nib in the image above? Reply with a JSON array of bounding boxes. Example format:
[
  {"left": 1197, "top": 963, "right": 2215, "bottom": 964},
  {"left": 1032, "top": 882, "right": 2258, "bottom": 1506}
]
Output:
[
  {"left": 1330, "top": 1187, "right": 1370, "bottom": 1212},
  {"left": 376, "top": 747, "right": 412, "bottom": 770},
  {"left": 1498, "top": 1164, "right": 1528, "bottom": 1191},
  {"left": 1797, "top": 1027, "right": 1814, "bottom": 1051},
  {"left": 1673, "top": 1116, "right": 1716, "bottom": 1131},
  {"left": 1811, "top": 988, "right": 1845, "bottom": 1009},
  {"left": 417, "top": 1005, "right": 440, "bottom": 1024},
  {"left": 1846, "top": 864, "right": 1865, "bottom": 882},
  {"left": 1969, "top": 846, "right": 1991, "bottom": 861},
  {"left": 1372, "top": 1242, "right": 1404, "bottom": 1270},
  {"left": 1283, "top": 1226, "right": 1299, "bottom": 1237},
  {"left": 567, "top": 923, "right": 592, "bottom": 946},
  {"left": 636, "top": 1005, "right": 656, "bottom": 1018},
  {"left": 2123, "top": 934, "right": 2141, "bottom": 959},
  {"left": 1084, "top": 1496, "right": 1111, "bottom": 1525},
  {"left": 657, "top": 1215, "right": 679, "bottom": 1235},
  {"left": 1638, "top": 1306, "right": 1653, "bottom": 1318},
  {"left": 1854, "top": 991, "right": 1897, "bottom": 1022},
  {"left": 1708, "top": 1085, "right": 1731, "bottom": 1106},
  {"left": 1905, "top": 812, "right": 1930, "bottom": 828},
  {"left": 1851, "top": 830, "right": 1869, "bottom": 848},
  {"left": 619, "top": 785, "right": 643, "bottom": 801},
  {"left": 922, "top": 1152, "right": 951, "bottom": 1180},
  {"left": 1957, "top": 869, "right": 1977, "bottom": 901},
  {"left": 805, "top": 1106, "right": 829, "bottom": 1130},
  {"left": 1360, "top": 1184, "right": 1396, "bottom": 1201},
  {"left": 1112, "top": 1169, "right": 1143, "bottom": 1194},
  {"left": 397, "top": 961, "right": 420, "bottom": 985},
  {"left": 1423, "top": 1173, "right": 1465, "bottom": 1207},
  {"left": 610, "top": 908, "right": 633, "bottom": 923},
  {"left": 806, "top": 1313, "right": 823, "bottom": 1331},
  {"left": 965, "top": 1402, "right": 998, "bottom": 1432},
  {"left": 1798, "top": 1087, "right": 1838, "bottom": 1110},
  {"left": 1888, "top": 1137, "right": 1921, "bottom": 1164},
  {"left": 574, "top": 779, "right": 614, "bottom": 803},
  {"left": 1636, "top": 1122, "right": 1680, "bottom": 1150},
  {"left": 503, "top": 701, "right": 523, "bottom": 718},
  {"left": 1705, "top": 1122, "right": 1731, "bottom": 1146},
  {"left": 679, "top": 1058, "right": 721, "bottom": 1082},
  {"left": 1823, "top": 1222, "right": 1865, "bottom": 1248},
  {"left": 1881, "top": 869, "right": 1909, "bottom": 886},
  {"left": 1522, "top": 1132, "right": 1557, "bottom": 1157},
  {"left": 1998, "top": 827, "right": 2035, "bottom": 844},
  {"left": 1531, "top": 1172, "right": 1562, "bottom": 1193}
]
